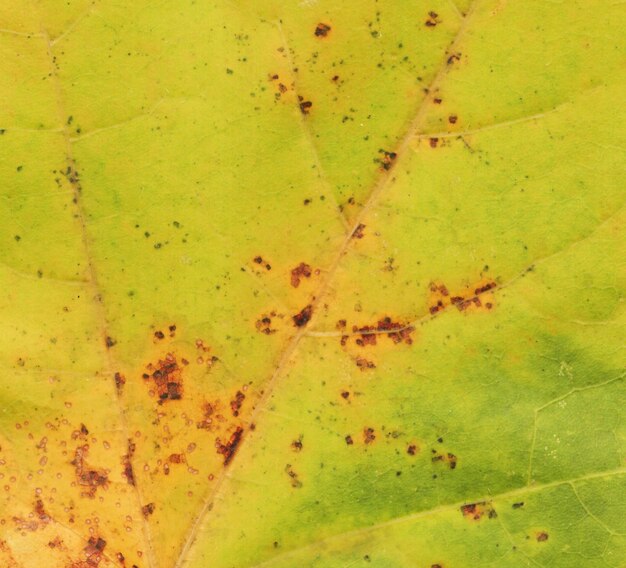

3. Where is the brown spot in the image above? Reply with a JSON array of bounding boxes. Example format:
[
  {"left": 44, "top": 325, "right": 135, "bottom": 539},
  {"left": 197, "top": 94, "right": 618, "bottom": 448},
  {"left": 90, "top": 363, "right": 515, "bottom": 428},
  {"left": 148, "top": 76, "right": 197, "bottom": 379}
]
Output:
[
  {"left": 144, "top": 355, "right": 184, "bottom": 403},
  {"left": 292, "top": 304, "right": 313, "bottom": 327},
  {"left": 336, "top": 319, "right": 347, "bottom": 330},
  {"left": 356, "top": 356, "right": 376, "bottom": 371},
  {"left": 461, "top": 502, "right": 496, "bottom": 521},
  {"left": 353, "top": 223, "right": 366, "bottom": 239},
  {"left": 512, "top": 502, "right": 524, "bottom": 509},
  {"left": 340, "top": 335, "right": 349, "bottom": 346},
  {"left": 377, "top": 149, "right": 397, "bottom": 171},
  {"left": 34, "top": 499, "right": 50, "bottom": 523},
  {"left": 105, "top": 336, "right": 116, "bottom": 349},
  {"left": 429, "top": 137, "right": 439, "bottom": 148},
  {"left": 290, "top": 262, "right": 313, "bottom": 288},
  {"left": 82, "top": 536, "right": 106, "bottom": 566},
  {"left": 168, "top": 453, "right": 185, "bottom": 464},
  {"left": 71, "top": 446, "right": 108, "bottom": 498},
  {"left": 230, "top": 390, "right": 246, "bottom": 417},
  {"left": 363, "top": 427, "right": 376, "bottom": 444},
  {"left": 536, "top": 532, "right": 549, "bottom": 542},
  {"left": 407, "top": 445, "right": 418, "bottom": 456},
  {"left": 285, "top": 464, "right": 303, "bottom": 488},
  {"left": 447, "top": 52, "right": 461, "bottom": 65},
  {"left": 141, "top": 503, "right": 155, "bottom": 518},
  {"left": 299, "top": 97, "right": 313, "bottom": 114},
  {"left": 433, "top": 97, "right": 442, "bottom": 104},
  {"left": 340, "top": 391, "right": 350, "bottom": 399},
  {"left": 425, "top": 11, "right": 440, "bottom": 26},
  {"left": 345, "top": 435, "right": 354, "bottom": 445},
  {"left": 122, "top": 439, "right": 135, "bottom": 486},
  {"left": 216, "top": 427, "right": 244, "bottom": 465},
  {"left": 314, "top": 22, "right": 331, "bottom": 37},
  {"left": 429, "top": 279, "right": 497, "bottom": 315},
  {"left": 196, "top": 402, "right": 216, "bottom": 430},
  {"left": 432, "top": 451, "right": 457, "bottom": 469},
  {"left": 154, "top": 330, "right": 165, "bottom": 340},
  {"left": 351, "top": 317, "right": 414, "bottom": 347},
  {"left": 114, "top": 372, "right": 126, "bottom": 394},
  {"left": 291, "top": 438, "right": 303, "bottom": 452},
  {"left": 448, "top": 114, "right": 458, "bottom": 124},
  {"left": 256, "top": 313, "right": 278, "bottom": 335}
]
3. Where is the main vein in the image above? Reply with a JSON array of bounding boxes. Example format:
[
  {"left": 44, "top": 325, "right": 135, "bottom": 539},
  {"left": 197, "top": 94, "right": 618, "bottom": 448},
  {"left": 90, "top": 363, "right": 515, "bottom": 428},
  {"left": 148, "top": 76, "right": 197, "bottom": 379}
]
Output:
[{"left": 173, "top": 2, "right": 481, "bottom": 566}]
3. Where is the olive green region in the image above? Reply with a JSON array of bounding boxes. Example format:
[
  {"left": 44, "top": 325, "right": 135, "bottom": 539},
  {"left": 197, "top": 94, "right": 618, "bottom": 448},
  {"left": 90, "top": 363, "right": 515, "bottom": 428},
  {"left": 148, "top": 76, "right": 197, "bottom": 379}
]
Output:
[{"left": 0, "top": 0, "right": 624, "bottom": 567}]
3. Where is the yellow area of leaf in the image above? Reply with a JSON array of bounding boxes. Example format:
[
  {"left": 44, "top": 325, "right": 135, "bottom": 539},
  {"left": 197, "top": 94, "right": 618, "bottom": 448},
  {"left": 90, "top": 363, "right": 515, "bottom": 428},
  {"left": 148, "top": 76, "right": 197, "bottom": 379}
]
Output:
[{"left": 0, "top": 1, "right": 625, "bottom": 567}]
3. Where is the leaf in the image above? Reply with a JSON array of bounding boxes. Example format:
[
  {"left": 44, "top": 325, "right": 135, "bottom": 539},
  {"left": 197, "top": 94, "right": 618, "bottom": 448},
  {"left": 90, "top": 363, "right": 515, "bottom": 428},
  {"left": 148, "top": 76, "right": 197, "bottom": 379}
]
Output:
[{"left": 0, "top": 1, "right": 624, "bottom": 567}]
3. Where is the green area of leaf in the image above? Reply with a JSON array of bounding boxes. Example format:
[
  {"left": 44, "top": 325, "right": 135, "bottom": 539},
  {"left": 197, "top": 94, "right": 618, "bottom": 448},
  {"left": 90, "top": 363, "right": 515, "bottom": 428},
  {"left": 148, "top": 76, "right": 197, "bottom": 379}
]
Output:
[{"left": 0, "top": 1, "right": 624, "bottom": 567}]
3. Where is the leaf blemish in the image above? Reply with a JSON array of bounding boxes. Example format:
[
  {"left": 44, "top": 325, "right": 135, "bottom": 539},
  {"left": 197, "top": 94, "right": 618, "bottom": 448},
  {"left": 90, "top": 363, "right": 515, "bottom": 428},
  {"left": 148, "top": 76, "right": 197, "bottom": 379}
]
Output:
[
  {"left": 314, "top": 23, "right": 331, "bottom": 37},
  {"left": 71, "top": 445, "right": 108, "bottom": 498},
  {"left": 290, "top": 262, "right": 313, "bottom": 288},
  {"left": 460, "top": 502, "right": 497, "bottom": 521},
  {"left": 292, "top": 304, "right": 313, "bottom": 327},
  {"left": 216, "top": 426, "right": 244, "bottom": 465}
]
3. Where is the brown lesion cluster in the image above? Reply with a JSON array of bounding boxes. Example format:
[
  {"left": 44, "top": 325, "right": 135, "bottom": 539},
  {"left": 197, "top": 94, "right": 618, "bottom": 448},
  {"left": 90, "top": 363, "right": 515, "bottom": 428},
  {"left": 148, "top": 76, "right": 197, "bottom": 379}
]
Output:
[
  {"left": 284, "top": 464, "right": 302, "bottom": 488},
  {"left": 69, "top": 536, "right": 106, "bottom": 567},
  {"left": 290, "top": 262, "right": 313, "bottom": 288},
  {"left": 428, "top": 279, "right": 497, "bottom": 315},
  {"left": 142, "top": 354, "right": 185, "bottom": 403},
  {"left": 216, "top": 427, "right": 244, "bottom": 466},
  {"left": 424, "top": 11, "right": 440, "bottom": 27},
  {"left": 71, "top": 445, "right": 108, "bottom": 498},
  {"left": 292, "top": 304, "right": 313, "bottom": 327},
  {"left": 376, "top": 149, "right": 397, "bottom": 171},
  {"left": 256, "top": 311, "right": 281, "bottom": 335},
  {"left": 431, "top": 450, "right": 457, "bottom": 469},
  {"left": 121, "top": 439, "right": 136, "bottom": 486},
  {"left": 460, "top": 501, "right": 497, "bottom": 521},
  {"left": 230, "top": 390, "right": 246, "bottom": 417}
]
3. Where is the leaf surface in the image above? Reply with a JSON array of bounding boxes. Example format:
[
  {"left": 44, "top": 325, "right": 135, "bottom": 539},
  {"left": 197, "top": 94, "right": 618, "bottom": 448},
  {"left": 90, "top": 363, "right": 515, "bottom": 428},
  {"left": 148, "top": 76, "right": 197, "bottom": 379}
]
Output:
[{"left": 0, "top": 1, "right": 625, "bottom": 567}]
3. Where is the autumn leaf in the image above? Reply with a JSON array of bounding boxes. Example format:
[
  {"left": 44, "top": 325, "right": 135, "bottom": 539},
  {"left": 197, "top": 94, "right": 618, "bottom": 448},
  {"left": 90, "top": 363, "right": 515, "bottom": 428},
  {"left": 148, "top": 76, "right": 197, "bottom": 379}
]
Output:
[{"left": 1, "top": 1, "right": 625, "bottom": 567}]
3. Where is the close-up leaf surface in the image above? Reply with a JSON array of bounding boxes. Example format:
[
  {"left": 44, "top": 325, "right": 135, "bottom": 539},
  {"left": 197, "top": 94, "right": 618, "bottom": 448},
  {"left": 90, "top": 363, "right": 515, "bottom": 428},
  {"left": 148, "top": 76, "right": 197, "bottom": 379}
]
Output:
[{"left": 0, "top": 1, "right": 625, "bottom": 567}]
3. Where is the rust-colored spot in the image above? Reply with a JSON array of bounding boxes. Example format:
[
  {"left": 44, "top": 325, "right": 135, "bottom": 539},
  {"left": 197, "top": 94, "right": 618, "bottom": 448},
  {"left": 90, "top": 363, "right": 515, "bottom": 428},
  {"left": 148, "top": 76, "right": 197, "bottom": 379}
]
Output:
[
  {"left": 291, "top": 438, "right": 303, "bottom": 452},
  {"left": 351, "top": 317, "right": 414, "bottom": 347},
  {"left": 34, "top": 499, "right": 50, "bottom": 523},
  {"left": 425, "top": 11, "right": 439, "bottom": 26},
  {"left": 447, "top": 52, "right": 461, "bottom": 65},
  {"left": 122, "top": 439, "right": 135, "bottom": 486},
  {"left": 292, "top": 304, "right": 313, "bottom": 327},
  {"left": 144, "top": 355, "right": 183, "bottom": 403},
  {"left": 168, "top": 453, "right": 185, "bottom": 464},
  {"left": 82, "top": 536, "right": 106, "bottom": 566},
  {"left": 432, "top": 451, "right": 457, "bottom": 469},
  {"left": 340, "top": 391, "right": 350, "bottom": 399},
  {"left": 196, "top": 401, "right": 218, "bottom": 431},
  {"left": 336, "top": 319, "right": 347, "bottom": 330},
  {"left": 114, "top": 372, "right": 126, "bottom": 394},
  {"left": 314, "top": 22, "right": 331, "bottom": 37},
  {"left": 429, "top": 137, "right": 439, "bottom": 148},
  {"left": 105, "top": 336, "right": 116, "bottom": 349},
  {"left": 298, "top": 97, "right": 313, "bottom": 114},
  {"left": 230, "top": 390, "right": 246, "bottom": 417},
  {"left": 216, "top": 427, "right": 244, "bottom": 465},
  {"left": 256, "top": 312, "right": 278, "bottom": 335},
  {"left": 429, "top": 279, "right": 497, "bottom": 315},
  {"left": 461, "top": 502, "right": 496, "bottom": 521},
  {"left": 141, "top": 503, "right": 155, "bottom": 518},
  {"left": 285, "top": 464, "right": 303, "bottom": 488},
  {"left": 448, "top": 114, "right": 458, "bottom": 124},
  {"left": 71, "top": 446, "right": 108, "bottom": 498},
  {"left": 536, "top": 532, "right": 549, "bottom": 542},
  {"left": 345, "top": 435, "right": 354, "bottom": 445},
  {"left": 154, "top": 330, "right": 165, "bottom": 340},
  {"left": 407, "top": 444, "right": 418, "bottom": 456},
  {"left": 356, "top": 356, "right": 376, "bottom": 371},
  {"left": 377, "top": 149, "right": 397, "bottom": 171},
  {"left": 433, "top": 97, "right": 442, "bottom": 104},
  {"left": 353, "top": 224, "right": 366, "bottom": 239},
  {"left": 363, "top": 427, "right": 376, "bottom": 444},
  {"left": 290, "top": 262, "right": 312, "bottom": 288}
]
